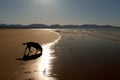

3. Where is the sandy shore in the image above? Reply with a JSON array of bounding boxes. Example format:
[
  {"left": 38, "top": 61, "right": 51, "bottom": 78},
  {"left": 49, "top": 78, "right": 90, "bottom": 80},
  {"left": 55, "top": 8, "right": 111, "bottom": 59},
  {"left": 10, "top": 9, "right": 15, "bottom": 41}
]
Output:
[
  {"left": 0, "top": 29, "right": 59, "bottom": 80},
  {"left": 0, "top": 28, "right": 120, "bottom": 80}
]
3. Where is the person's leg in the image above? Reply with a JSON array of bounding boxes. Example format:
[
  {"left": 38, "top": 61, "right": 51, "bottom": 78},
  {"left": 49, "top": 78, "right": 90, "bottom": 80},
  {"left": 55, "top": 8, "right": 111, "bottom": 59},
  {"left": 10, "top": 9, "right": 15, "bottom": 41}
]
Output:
[{"left": 24, "top": 47, "right": 27, "bottom": 55}]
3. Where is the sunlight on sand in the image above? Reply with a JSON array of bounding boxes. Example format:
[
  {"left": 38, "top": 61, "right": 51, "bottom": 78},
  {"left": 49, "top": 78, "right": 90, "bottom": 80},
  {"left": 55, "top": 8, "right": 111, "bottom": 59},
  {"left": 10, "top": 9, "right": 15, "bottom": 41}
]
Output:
[
  {"left": 33, "top": 30, "right": 61, "bottom": 80},
  {"left": 38, "top": 43, "right": 55, "bottom": 80}
]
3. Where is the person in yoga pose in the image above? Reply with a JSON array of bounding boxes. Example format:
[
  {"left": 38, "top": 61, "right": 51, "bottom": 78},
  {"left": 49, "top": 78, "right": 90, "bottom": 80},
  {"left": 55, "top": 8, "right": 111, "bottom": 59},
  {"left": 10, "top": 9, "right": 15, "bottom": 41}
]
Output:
[{"left": 22, "top": 42, "right": 42, "bottom": 55}]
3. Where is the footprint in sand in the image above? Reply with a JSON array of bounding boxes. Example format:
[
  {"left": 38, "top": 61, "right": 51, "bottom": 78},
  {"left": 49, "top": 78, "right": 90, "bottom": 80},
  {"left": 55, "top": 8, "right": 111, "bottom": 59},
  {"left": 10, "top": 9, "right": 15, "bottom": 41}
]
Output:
[{"left": 24, "top": 71, "right": 31, "bottom": 74}]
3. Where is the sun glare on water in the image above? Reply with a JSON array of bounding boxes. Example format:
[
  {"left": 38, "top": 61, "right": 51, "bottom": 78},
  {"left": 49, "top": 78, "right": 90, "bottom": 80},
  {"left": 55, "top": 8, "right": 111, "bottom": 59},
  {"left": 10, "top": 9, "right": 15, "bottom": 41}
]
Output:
[
  {"left": 40, "top": 43, "right": 55, "bottom": 78},
  {"left": 31, "top": 43, "right": 56, "bottom": 80},
  {"left": 31, "top": 30, "right": 61, "bottom": 80}
]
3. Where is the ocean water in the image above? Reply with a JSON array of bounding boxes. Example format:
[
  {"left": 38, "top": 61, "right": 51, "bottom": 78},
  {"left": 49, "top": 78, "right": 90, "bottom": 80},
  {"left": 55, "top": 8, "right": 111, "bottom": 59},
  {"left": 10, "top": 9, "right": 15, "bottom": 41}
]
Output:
[
  {"left": 50, "top": 28, "right": 120, "bottom": 80},
  {"left": 81, "top": 28, "right": 120, "bottom": 42}
]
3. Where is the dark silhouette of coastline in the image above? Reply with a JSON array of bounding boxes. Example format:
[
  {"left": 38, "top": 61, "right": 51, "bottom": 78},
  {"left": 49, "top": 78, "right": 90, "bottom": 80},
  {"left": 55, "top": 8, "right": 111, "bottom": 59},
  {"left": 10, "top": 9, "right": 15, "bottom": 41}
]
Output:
[{"left": 0, "top": 23, "right": 120, "bottom": 29}]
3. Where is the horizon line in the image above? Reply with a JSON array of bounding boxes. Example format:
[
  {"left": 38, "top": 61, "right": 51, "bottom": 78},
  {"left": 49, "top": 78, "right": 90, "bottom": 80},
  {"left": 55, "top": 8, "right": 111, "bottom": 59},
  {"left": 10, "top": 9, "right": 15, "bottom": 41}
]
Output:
[{"left": 0, "top": 23, "right": 119, "bottom": 27}]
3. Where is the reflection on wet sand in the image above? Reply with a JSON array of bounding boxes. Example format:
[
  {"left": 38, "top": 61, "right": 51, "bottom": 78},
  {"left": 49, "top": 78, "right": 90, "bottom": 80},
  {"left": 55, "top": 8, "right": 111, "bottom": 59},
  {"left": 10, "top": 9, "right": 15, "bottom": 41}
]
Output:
[
  {"left": 31, "top": 32, "right": 61, "bottom": 80},
  {"left": 37, "top": 43, "right": 56, "bottom": 80}
]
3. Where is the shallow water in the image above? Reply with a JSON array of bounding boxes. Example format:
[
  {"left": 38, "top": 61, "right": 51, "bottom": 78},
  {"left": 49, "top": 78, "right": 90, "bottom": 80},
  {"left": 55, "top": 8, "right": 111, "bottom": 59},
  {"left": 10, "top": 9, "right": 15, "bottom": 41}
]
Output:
[{"left": 51, "top": 28, "right": 120, "bottom": 80}]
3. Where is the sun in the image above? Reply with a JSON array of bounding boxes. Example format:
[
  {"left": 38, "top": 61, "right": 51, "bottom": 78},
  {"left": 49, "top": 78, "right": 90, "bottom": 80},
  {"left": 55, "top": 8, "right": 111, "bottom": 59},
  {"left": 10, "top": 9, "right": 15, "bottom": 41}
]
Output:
[
  {"left": 41, "top": 0, "right": 55, "bottom": 4},
  {"left": 32, "top": 0, "right": 57, "bottom": 6},
  {"left": 34, "top": 0, "right": 53, "bottom": 3}
]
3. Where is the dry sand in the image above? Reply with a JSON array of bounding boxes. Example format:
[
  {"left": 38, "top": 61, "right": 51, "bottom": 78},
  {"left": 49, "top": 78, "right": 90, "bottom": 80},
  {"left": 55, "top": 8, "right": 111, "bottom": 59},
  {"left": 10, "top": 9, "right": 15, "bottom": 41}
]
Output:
[{"left": 0, "top": 29, "right": 59, "bottom": 80}]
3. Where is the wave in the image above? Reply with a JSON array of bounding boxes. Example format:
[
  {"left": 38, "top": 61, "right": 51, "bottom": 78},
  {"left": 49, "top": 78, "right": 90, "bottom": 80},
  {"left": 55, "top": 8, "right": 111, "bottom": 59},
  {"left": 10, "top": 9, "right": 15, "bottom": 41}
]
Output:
[{"left": 82, "top": 29, "right": 120, "bottom": 42}]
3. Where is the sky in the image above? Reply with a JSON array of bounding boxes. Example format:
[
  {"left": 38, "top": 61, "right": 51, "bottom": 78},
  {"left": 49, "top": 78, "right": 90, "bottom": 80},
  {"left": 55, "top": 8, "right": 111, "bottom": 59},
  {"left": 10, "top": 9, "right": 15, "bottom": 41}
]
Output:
[{"left": 0, "top": 0, "right": 120, "bottom": 26}]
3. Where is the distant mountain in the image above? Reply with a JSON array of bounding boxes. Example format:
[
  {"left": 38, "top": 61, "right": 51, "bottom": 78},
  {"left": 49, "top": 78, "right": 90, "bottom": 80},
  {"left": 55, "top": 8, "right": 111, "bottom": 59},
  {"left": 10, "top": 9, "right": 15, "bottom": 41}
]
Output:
[
  {"left": 26, "top": 24, "right": 49, "bottom": 28},
  {"left": 50, "top": 24, "right": 120, "bottom": 28},
  {"left": 79, "top": 24, "right": 117, "bottom": 28},
  {"left": 0, "top": 23, "right": 119, "bottom": 29},
  {"left": 0, "top": 24, "right": 8, "bottom": 27},
  {"left": 0, "top": 24, "right": 24, "bottom": 28}
]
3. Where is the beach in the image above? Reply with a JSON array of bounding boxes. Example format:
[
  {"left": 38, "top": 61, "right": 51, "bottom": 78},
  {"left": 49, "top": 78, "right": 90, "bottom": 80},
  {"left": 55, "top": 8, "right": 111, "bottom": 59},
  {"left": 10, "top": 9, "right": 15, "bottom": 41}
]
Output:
[
  {"left": 0, "top": 29, "right": 59, "bottom": 80},
  {"left": 0, "top": 28, "right": 120, "bottom": 80}
]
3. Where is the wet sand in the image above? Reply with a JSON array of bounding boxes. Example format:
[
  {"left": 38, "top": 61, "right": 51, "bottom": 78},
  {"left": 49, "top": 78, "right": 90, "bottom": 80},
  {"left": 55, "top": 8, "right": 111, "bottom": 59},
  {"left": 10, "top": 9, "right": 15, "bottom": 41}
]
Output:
[
  {"left": 0, "top": 29, "right": 59, "bottom": 80},
  {"left": 52, "top": 29, "right": 120, "bottom": 80}
]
